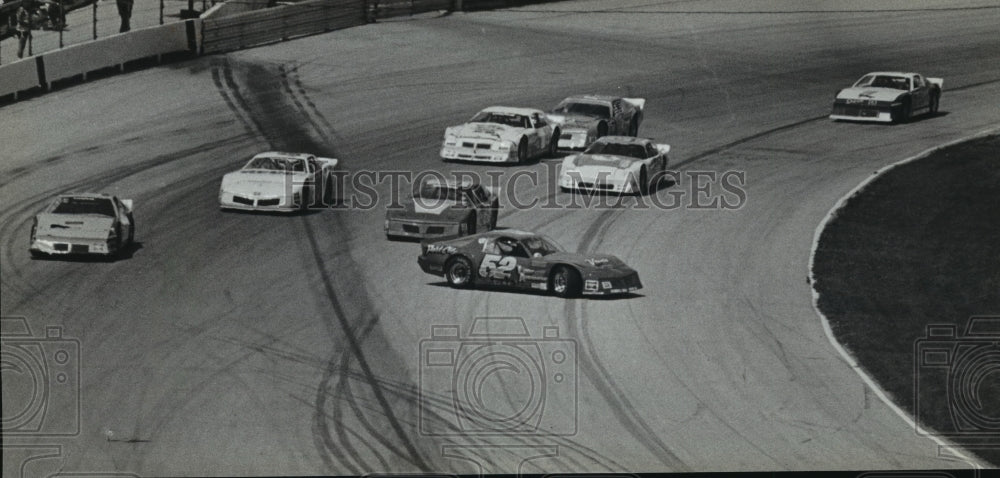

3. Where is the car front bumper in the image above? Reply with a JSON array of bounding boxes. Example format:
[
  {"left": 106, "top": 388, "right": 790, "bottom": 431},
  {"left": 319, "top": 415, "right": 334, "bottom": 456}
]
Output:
[
  {"left": 220, "top": 192, "right": 299, "bottom": 212},
  {"left": 440, "top": 144, "right": 517, "bottom": 162},
  {"left": 560, "top": 172, "right": 638, "bottom": 194},
  {"left": 582, "top": 272, "right": 643, "bottom": 295},
  {"left": 830, "top": 103, "right": 894, "bottom": 122},
  {"left": 386, "top": 219, "right": 462, "bottom": 239},
  {"left": 557, "top": 130, "right": 592, "bottom": 150}
]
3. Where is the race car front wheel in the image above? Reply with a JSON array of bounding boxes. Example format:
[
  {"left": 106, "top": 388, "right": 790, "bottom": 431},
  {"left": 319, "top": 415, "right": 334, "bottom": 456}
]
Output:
[
  {"left": 517, "top": 138, "right": 528, "bottom": 163},
  {"left": 550, "top": 266, "right": 582, "bottom": 298},
  {"left": 446, "top": 256, "right": 474, "bottom": 289},
  {"left": 548, "top": 129, "right": 560, "bottom": 157}
]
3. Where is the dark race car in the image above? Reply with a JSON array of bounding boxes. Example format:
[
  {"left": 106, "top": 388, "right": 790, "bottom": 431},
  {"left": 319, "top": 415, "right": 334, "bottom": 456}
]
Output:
[
  {"left": 386, "top": 177, "right": 498, "bottom": 240},
  {"left": 418, "top": 229, "right": 642, "bottom": 297}
]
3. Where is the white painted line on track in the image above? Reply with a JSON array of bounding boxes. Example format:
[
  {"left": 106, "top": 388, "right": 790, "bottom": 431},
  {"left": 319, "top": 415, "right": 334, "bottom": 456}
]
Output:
[{"left": 808, "top": 125, "right": 1000, "bottom": 470}]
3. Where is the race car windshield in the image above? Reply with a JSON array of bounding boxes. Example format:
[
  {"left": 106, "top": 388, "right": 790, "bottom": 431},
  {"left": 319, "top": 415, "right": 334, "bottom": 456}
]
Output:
[
  {"left": 523, "top": 236, "right": 563, "bottom": 256},
  {"left": 552, "top": 101, "right": 611, "bottom": 118},
  {"left": 584, "top": 142, "right": 647, "bottom": 159},
  {"left": 52, "top": 197, "right": 116, "bottom": 217},
  {"left": 856, "top": 75, "right": 910, "bottom": 90},
  {"left": 245, "top": 156, "right": 307, "bottom": 172},
  {"left": 469, "top": 112, "right": 530, "bottom": 128}
]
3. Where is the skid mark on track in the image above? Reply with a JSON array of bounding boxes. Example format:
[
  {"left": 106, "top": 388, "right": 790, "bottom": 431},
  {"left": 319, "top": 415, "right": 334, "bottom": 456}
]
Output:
[{"left": 212, "top": 58, "right": 432, "bottom": 473}]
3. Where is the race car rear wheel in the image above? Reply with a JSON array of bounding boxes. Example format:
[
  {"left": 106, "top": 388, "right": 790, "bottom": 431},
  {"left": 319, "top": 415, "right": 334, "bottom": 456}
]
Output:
[
  {"left": 629, "top": 115, "right": 639, "bottom": 136},
  {"left": 637, "top": 168, "right": 649, "bottom": 195},
  {"left": 929, "top": 92, "right": 940, "bottom": 115},
  {"left": 127, "top": 213, "right": 135, "bottom": 244},
  {"left": 489, "top": 202, "right": 498, "bottom": 230},
  {"left": 550, "top": 266, "right": 582, "bottom": 298},
  {"left": 446, "top": 256, "right": 474, "bottom": 289},
  {"left": 466, "top": 213, "right": 477, "bottom": 235},
  {"left": 597, "top": 121, "right": 608, "bottom": 138},
  {"left": 548, "top": 129, "right": 560, "bottom": 157}
]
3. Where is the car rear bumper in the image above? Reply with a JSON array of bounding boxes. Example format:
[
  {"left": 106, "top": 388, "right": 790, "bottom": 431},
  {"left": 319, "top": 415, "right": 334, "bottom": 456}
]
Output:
[
  {"left": 30, "top": 237, "right": 115, "bottom": 256},
  {"left": 557, "top": 130, "right": 591, "bottom": 150}
]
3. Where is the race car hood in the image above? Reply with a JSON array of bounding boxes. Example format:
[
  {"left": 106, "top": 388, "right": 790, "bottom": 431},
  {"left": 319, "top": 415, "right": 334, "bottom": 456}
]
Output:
[
  {"left": 546, "top": 252, "right": 634, "bottom": 275},
  {"left": 836, "top": 87, "right": 905, "bottom": 102},
  {"left": 391, "top": 200, "right": 470, "bottom": 221},
  {"left": 448, "top": 123, "right": 523, "bottom": 141},
  {"left": 35, "top": 213, "right": 114, "bottom": 240},
  {"left": 569, "top": 154, "right": 641, "bottom": 170},
  {"left": 221, "top": 170, "right": 307, "bottom": 194}
]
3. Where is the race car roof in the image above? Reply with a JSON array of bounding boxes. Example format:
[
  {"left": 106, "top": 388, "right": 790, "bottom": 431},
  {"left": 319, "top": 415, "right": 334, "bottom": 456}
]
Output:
[
  {"left": 562, "top": 94, "right": 617, "bottom": 103},
  {"left": 253, "top": 151, "right": 316, "bottom": 160},
  {"left": 57, "top": 192, "right": 113, "bottom": 200},
  {"left": 863, "top": 72, "right": 917, "bottom": 78},
  {"left": 480, "top": 106, "right": 545, "bottom": 117},
  {"left": 592, "top": 135, "right": 653, "bottom": 145},
  {"left": 422, "top": 177, "right": 481, "bottom": 189}
]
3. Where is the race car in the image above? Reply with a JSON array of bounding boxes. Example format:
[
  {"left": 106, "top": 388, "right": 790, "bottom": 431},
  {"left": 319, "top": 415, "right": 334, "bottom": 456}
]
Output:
[
  {"left": 418, "top": 230, "right": 642, "bottom": 297},
  {"left": 440, "top": 107, "right": 560, "bottom": 163},
  {"left": 830, "top": 72, "right": 942, "bottom": 123},
  {"left": 219, "top": 151, "right": 339, "bottom": 212},
  {"left": 559, "top": 136, "right": 670, "bottom": 195},
  {"left": 29, "top": 193, "right": 135, "bottom": 259},
  {"left": 547, "top": 95, "right": 645, "bottom": 150},
  {"left": 385, "top": 177, "right": 499, "bottom": 240}
]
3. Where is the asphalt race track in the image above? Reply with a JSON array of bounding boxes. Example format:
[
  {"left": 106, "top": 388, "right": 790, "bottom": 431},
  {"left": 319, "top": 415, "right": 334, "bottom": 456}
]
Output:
[{"left": 2, "top": 0, "right": 1000, "bottom": 474}]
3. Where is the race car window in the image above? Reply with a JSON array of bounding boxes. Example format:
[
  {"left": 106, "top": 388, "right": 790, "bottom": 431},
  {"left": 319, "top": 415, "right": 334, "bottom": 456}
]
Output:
[
  {"left": 553, "top": 101, "right": 611, "bottom": 118},
  {"left": 913, "top": 75, "right": 924, "bottom": 88},
  {"left": 497, "top": 238, "right": 530, "bottom": 258},
  {"left": 531, "top": 114, "right": 547, "bottom": 129},
  {"left": 853, "top": 75, "right": 874, "bottom": 87},
  {"left": 54, "top": 197, "right": 116, "bottom": 217},
  {"left": 470, "top": 112, "right": 530, "bottom": 128},
  {"left": 522, "top": 236, "right": 562, "bottom": 256},
  {"left": 645, "top": 144, "right": 658, "bottom": 158},
  {"left": 871, "top": 76, "right": 909, "bottom": 90}
]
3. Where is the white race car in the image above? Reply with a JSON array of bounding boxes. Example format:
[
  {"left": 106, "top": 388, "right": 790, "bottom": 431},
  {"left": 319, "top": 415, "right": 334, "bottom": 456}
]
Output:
[
  {"left": 219, "top": 152, "right": 339, "bottom": 212},
  {"left": 440, "top": 107, "right": 559, "bottom": 163},
  {"left": 830, "top": 72, "right": 942, "bottom": 123},
  {"left": 547, "top": 95, "right": 645, "bottom": 150},
  {"left": 29, "top": 193, "right": 135, "bottom": 258},
  {"left": 559, "top": 136, "right": 670, "bottom": 195}
]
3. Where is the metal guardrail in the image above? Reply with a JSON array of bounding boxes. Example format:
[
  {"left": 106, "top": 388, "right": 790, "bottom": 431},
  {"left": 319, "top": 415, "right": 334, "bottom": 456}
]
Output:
[{"left": 201, "top": 0, "right": 365, "bottom": 53}]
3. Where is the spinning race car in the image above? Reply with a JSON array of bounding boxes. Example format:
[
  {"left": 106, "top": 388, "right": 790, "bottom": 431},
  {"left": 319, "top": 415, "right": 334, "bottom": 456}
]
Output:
[
  {"left": 385, "top": 177, "right": 499, "bottom": 240},
  {"left": 29, "top": 193, "right": 135, "bottom": 259},
  {"left": 830, "top": 72, "right": 942, "bottom": 123},
  {"left": 559, "top": 136, "right": 670, "bottom": 195},
  {"left": 219, "top": 151, "right": 339, "bottom": 212},
  {"left": 547, "top": 95, "right": 645, "bottom": 150},
  {"left": 418, "top": 230, "right": 642, "bottom": 297},
  {"left": 440, "top": 107, "right": 560, "bottom": 163}
]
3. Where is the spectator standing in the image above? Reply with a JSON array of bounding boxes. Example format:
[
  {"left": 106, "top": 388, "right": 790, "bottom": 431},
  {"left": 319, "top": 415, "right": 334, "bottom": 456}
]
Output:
[
  {"left": 116, "top": 0, "right": 132, "bottom": 32},
  {"left": 15, "top": 0, "right": 33, "bottom": 59}
]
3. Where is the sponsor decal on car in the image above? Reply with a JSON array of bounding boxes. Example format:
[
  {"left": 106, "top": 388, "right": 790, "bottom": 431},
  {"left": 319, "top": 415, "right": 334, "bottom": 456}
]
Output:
[
  {"left": 427, "top": 244, "right": 457, "bottom": 254},
  {"left": 584, "top": 280, "right": 599, "bottom": 292},
  {"left": 586, "top": 258, "right": 611, "bottom": 267}
]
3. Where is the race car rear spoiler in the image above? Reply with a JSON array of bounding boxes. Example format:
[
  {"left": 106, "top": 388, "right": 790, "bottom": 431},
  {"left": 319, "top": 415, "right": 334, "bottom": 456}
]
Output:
[
  {"left": 623, "top": 97, "right": 646, "bottom": 111},
  {"left": 927, "top": 77, "right": 944, "bottom": 89}
]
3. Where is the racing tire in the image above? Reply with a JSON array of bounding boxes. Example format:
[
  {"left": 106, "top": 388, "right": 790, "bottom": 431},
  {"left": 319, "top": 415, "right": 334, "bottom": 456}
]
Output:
[
  {"left": 629, "top": 115, "right": 640, "bottom": 136},
  {"left": 323, "top": 176, "right": 335, "bottom": 207},
  {"left": 637, "top": 168, "right": 649, "bottom": 195},
  {"left": 127, "top": 214, "right": 135, "bottom": 244},
  {"left": 517, "top": 137, "right": 528, "bottom": 163},
  {"left": 597, "top": 121, "right": 608, "bottom": 139},
  {"left": 550, "top": 266, "right": 582, "bottom": 298},
  {"left": 892, "top": 98, "right": 912, "bottom": 124},
  {"left": 548, "top": 129, "right": 560, "bottom": 157},
  {"left": 446, "top": 256, "right": 475, "bottom": 289},
  {"left": 489, "top": 202, "right": 498, "bottom": 230},
  {"left": 929, "top": 92, "right": 940, "bottom": 115},
  {"left": 467, "top": 213, "right": 477, "bottom": 235}
]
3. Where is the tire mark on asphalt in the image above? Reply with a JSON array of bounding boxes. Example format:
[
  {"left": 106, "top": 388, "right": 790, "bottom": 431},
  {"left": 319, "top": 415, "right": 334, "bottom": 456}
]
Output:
[{"left": 217, "top": 58, "right": 432, "bottom": 473}]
